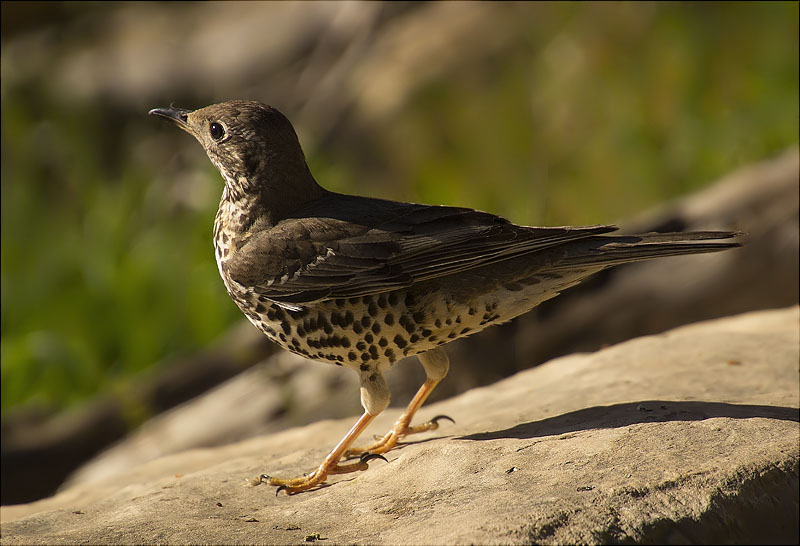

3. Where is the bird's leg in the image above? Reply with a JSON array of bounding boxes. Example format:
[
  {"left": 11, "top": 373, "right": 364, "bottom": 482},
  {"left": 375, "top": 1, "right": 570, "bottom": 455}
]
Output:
[
  {"left": 345, "top": 347, "right": 451, "bottom": 458},
  {"left": 261, "top": 367, "right": 391, "bottom": 494},
  {"left": 260, "top": 411, "right": 382, "bottom": 494}
]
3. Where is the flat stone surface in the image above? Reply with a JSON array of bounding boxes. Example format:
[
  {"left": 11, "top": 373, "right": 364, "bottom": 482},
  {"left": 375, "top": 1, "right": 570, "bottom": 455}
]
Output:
[{"left": 2, "top": 306, "right": 797, "bottom": 545}]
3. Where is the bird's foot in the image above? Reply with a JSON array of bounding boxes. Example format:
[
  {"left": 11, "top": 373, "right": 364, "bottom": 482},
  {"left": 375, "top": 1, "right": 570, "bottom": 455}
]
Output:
[
  {"left": 343, "top": 414, "right": 454, "bottom": 458},
  {"left": 256, "top": 453, "right": 388, "bottom": 495}
]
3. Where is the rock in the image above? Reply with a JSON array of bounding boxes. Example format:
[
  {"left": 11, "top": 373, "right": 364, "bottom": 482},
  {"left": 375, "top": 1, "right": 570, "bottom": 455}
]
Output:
[{"left": 1, "top": 306, "right": 797, "bottom": 544}]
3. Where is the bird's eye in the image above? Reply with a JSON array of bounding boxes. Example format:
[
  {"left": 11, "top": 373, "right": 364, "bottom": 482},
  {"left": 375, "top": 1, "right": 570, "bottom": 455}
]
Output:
[{"left": 209, "top": 122, "right": 225, "bottom": 141}]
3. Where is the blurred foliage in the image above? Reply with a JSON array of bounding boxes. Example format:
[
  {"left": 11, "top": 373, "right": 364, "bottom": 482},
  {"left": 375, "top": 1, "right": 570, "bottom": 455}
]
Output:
[
  {"left": 1, "top": 2, "right": 798, "bottom": 412},
  {"left": 325, "top": 2, "right": 799, "bottom": 226},
  {"left": 1, "top": 87, "right": 243, "bottom": 410}
]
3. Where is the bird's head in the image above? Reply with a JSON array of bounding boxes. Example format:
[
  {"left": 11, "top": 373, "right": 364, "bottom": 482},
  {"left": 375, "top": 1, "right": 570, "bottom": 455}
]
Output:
[{"left": 150, "top": 100, "right": 320, "bottom": 208}]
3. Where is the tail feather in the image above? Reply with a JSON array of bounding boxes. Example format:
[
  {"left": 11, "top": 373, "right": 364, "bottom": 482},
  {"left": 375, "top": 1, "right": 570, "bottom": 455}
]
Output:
[{"left": 550, "top": 231, "right": 743, "bottom": 270}]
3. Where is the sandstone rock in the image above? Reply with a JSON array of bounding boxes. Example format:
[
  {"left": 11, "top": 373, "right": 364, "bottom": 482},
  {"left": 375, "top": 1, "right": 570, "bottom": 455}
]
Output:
[{"left": 1, "top": 306, "right": 797, "bottom": 544}]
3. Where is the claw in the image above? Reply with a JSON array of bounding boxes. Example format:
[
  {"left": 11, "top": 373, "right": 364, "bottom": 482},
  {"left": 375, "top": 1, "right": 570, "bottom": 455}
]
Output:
[
  {"left": 275, "top": 485, "right": 287, "bottom": 496},
  {"left": 431, "top": 414, "right": 455, "bottom": 425},
  {"left": 259, "top": 474, "right": 270, "bottom": 483},
  {"left": 360, "top": 452, "right": 389, "bottom": 464}
]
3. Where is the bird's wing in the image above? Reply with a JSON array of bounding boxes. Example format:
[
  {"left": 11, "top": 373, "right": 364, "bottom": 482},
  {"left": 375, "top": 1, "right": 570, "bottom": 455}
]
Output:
[{"left": 224, "top": 202, "right": 616, "bottom": 305}]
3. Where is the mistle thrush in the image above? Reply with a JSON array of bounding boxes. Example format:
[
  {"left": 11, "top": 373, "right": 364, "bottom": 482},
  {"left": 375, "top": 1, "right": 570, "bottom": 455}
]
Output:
[{"left": 150, "top": 100, "right": 741, "bottom": 494}]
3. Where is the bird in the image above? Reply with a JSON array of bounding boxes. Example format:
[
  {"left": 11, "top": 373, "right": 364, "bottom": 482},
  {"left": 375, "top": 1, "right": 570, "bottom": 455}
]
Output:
[{"left": 149, "top": 100, "right": 741, "bottom": 494}]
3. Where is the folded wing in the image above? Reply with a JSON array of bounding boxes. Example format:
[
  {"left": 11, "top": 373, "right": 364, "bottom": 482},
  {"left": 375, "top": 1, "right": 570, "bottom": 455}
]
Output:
[{"left": 224, "top": 200, "right": 616, "bottom": 306}]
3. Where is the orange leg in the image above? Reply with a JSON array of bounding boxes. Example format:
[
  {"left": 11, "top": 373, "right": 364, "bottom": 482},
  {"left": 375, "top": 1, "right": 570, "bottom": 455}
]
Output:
[
  {"left": 345, "top": 347, "right": 452, "bottom": 458},
  {"left": 259, "top": 362, "right": 394, "bottom": 495},
  {"left": 257, "top": 348, "right": 450, "bottom": 495},
  {"left": 258, "top": 411, "right": 385, "bottom": 494},
  {"left": 344, "top": 378, "right": 452, "bottom": 457}
]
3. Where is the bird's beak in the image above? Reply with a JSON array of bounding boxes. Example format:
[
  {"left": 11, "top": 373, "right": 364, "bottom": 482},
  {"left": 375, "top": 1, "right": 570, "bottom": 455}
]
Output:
[{"left": 148, "top": 106, "right": 192, "bottom": 131}]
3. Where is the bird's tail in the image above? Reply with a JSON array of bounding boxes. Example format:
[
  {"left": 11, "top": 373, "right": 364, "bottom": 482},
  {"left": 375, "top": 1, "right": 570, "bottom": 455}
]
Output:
[{"left": 549, "top": 231, "right": 743, "bottom": 270}]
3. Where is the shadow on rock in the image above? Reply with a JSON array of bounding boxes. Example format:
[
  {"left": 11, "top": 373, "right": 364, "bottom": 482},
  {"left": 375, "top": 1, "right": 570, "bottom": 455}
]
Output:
[{"left": 459, "top": 400, "right": 799, "bottom": 441}]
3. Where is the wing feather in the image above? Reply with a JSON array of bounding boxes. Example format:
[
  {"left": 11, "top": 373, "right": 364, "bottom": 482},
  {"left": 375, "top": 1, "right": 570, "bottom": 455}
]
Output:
[{"left": 224, "top": 200, "right": 616, "bottom": 305}]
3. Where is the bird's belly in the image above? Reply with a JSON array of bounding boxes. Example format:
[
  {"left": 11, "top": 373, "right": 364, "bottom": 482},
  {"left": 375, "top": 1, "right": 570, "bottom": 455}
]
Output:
[
  {"left": 231, "top": 288, "right": 508, "bottom": 371},
  {"left": 218, "top": 246, "right": 600, "bottom": 372}
]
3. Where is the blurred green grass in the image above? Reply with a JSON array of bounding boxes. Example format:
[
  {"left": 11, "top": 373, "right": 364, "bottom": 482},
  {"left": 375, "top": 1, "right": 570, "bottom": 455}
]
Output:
[
  {"left": 1, "top": 2, "right": 798, "bottom": 413},
  {"left": 1, "top": 90, "right": 243, "bottom": 411}
]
